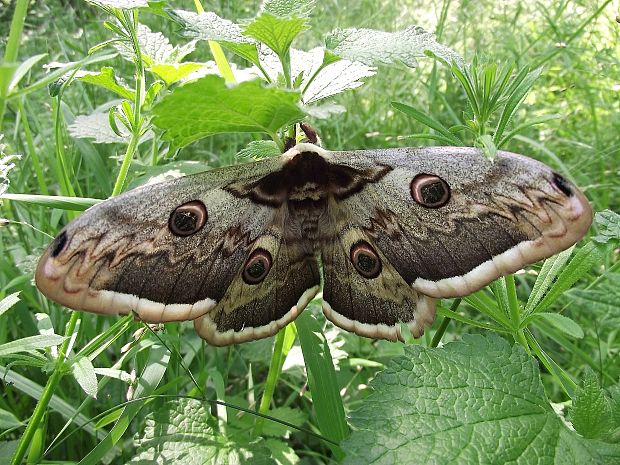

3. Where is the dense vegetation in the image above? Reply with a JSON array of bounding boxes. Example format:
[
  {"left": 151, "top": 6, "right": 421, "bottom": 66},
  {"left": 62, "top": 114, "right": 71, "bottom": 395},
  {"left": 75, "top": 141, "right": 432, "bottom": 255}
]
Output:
[{"left": 1, "top": 0, "right": 619, "bottom": 463}]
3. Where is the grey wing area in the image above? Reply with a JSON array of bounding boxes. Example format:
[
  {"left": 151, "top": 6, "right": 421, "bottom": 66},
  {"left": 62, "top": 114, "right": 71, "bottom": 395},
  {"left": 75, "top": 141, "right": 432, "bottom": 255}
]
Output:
[
  {"left": 36, "top": 157, "right": 319, "bottom": 345},
  {"left": 328, "top": 147, "right": 592, "bottom": 299},
  {"left": 320, "top": 198, "right": 436, "bottom": 342}
]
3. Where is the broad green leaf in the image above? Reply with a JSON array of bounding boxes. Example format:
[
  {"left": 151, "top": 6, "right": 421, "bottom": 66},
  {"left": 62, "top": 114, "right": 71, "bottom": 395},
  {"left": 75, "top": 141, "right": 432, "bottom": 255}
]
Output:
[
  {"left": 261, "top": 406, "right": 307, "bottom": 437},
  {"left": 170, "top": 10, "right": 251, "bottom": 44},
  {"left": 127, "top": 398, "right": 276, "bottom": 465},
  {"left": 326, "top": 26, "right": 463, "bottom": 68},
  {"left": 1, "top": 193, "right": 101, "bottom": 211},
  {"left": 77, "top": 67, "right": 133, "bottom": 99},
  {"left": 86, "top": 0, "right": 148, "bottom": 8},
  {"left": 261, "top": 0, "right": 315, "bottom": 17},
  {"left": 0, "top": 334, "right": 65, "bottom": 357},
  {"left": 342, "top": 334, "right": 619, "bottom": 464},
  {"left": 149, "top": 62, "right": 205, "bottom": 85},
  {"left": 535, "top": 312, "right": 584, "bottom": 339},
  {"left": 243, "top": 14, "right": 308, "bottom": 59},
  {"left": 0, "top": 292, "right": 20, "bottom": 317},
  {"left": 115, "top": 24, "right": 196, "bottom": 66},
  {"left": 570, "top": 369, "right": 613, "bottom": 440},
  {"left": 71, "top": 356, "right": 98, "bottom": 399},
  {"left": 297, "top": 312, "right": 349, "bottom": 447},
  {"left": 592, "top": 210, "right": 620, "bottom": 244},
  {"left": 151, "top": 76, "right": 305, "bottom": 148},
  {"left": 533, "top": 241, "right": 603, "bottom": 314},
  {"left": 236, "top": 140, "right": 280, "bottom": 160}
]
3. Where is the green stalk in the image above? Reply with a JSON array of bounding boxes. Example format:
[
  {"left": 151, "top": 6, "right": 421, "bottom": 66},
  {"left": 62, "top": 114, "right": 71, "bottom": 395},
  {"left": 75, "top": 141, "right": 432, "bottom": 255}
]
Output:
[
  {"left": 192, "top": 0, "right": 236, "bottom": 84},
  {"left": 431, "top": 298, "right": 461, "bottom": 348},
  {"left": 10, "top": 312, "right": 80, "bottom": 465},
  {"left": 254, "top": 324, "right": 295, "bottom": 436},
  {"left": 0, "top": 0, "right": 30, "bottom": 130},
  {"left": 505, "top": 275, "right": 529, "bottom": 352}
]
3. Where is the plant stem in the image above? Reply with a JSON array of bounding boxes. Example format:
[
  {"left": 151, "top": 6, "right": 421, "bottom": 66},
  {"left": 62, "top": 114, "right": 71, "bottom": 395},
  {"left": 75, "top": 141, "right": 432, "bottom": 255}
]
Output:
[
  {"left": 0, "top": 0, "right": 30, "bottom": 130},
  {"left": 10, "top": 312, "right": 80, "bottom": 465},
  {"left": 254, "top": 329, "right": 286, "bottom": 435},
  {"left": 505, "top": 275, "right": 529, "bottom": 352},
  {"left": 17, "top": 98, "right": 48, "bottom": 195},
  {"left": 431, "top": 298, "right": 461, "bottom": 347}
]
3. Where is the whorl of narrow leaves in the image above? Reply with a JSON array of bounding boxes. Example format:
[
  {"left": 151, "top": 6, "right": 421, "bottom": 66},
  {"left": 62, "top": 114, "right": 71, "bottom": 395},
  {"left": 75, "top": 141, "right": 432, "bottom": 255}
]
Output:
[{"left": 342, "top": 334, "right": 620, "bottom": 465}]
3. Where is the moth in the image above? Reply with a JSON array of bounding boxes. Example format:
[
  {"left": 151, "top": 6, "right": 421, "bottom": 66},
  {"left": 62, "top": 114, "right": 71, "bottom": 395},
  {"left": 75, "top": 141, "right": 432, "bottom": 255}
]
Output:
[{"left": 35, "top": 144, "right": 593, "bottom": 346}]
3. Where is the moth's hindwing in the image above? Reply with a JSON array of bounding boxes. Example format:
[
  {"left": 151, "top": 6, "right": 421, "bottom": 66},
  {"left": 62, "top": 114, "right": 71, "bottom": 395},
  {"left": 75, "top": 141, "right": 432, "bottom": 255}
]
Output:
[{"left": 36, "top": 144, "right": 592, "bottom": 345}]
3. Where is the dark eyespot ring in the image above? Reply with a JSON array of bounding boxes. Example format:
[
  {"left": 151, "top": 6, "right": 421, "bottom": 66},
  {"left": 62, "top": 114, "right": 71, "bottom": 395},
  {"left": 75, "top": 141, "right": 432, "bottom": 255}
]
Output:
[
  {"left": 410, "top": 174, "right": 451, "bottom": 208},
  {"left": 350, "top": 241, "right": 382, "bottom": 279},
  {"left": 51, "top": 231, "right": 68, "bottom": 258},
  {"left": 242, "top": 248, "right": 273, "bottom": 285},
  {"left": 168, "top": 200, "right": 207, "bottom": 237},
  {"left": 552, "top": 172, "right": 573, "bottom": 197}
]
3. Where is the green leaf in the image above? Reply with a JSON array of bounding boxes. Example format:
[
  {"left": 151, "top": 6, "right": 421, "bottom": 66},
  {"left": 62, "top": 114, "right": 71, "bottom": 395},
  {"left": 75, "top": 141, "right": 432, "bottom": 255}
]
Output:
[
  {"left": 8, "top": 53, "right": 47, "bottom": 92},
  {"left": 1, "top": 193, "right": 102, "bottom": 211},
  {"left": 593, "top": 210, "right": 620, "bottom": 244},
  {"left": 0, "top": 335, "right": 65, "bottom": 357},
  {"left": 77, "top": 67, "right": 133, "bottom": 99},
  {"left": 236, "top": 140, "right": 280, "bottom": 160},
  {"left": 535, "top": 312, "right": 584, "bottom": 339},
  {"left": 115, "top": 24, "right": 196, "bottom": 66},
  {"left": 152, "top": 76, "right": 305, "bottom": 148},
  {"left": 127, "top": 398, "right": 276, "bottom": 464},
  {"left": 342, "top": 334, "right": 619, "bottom": 464},
  {"left": 170, "top": 10, "right": 252, "bottom": 44},
  {"left": 533, "top": 241, "right": 603, "bottom": 314},
  {"left": 86, "top": 0, "right": 148, "bottom": 8},
  {"left": 261, "top": 406, "right": 307, "bottom": 437},
  {"left": 525, "top": 246, "right": 574, "bottom": 314},
  {"left": 261, "top": 0, "right": 315, "bottom": 17},
  {"left": 0, "top": 408, "right": 22, "bottom": 429},
  {"left": 326, "top": 26, "right": 463, "bottom": 68},
  {"left": 0, "top": 292, "right": 20, "bottom": 317},
  {"left": 296, "top": 312, "right": 349, "bottom": 446},
  {"left": 392, "top": 101, "right": 463, "bottom": 145},
  {"left": 570, "top": 369, "right": 613, "bottom": 440},
  {"left": 243, "top": 14, "right": 308, "bottom": 59},
  {"left": 149, "top": 63, "right": 206, "bottom": 85},
  {"left": 68, "top": 111, "right": 139, "bottom": 144},
  {"left": 71, "top": 356, "right": 98, "bottom": 399}
]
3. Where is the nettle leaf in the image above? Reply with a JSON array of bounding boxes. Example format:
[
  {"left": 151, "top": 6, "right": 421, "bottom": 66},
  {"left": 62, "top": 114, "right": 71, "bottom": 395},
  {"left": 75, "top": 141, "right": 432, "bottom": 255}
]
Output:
[
  {"left": 77, "top": 67, "right": 133, "bottom": 99},
  {"left": 570, "top": 369, "right": 614, "bottom": 440},
  {"left": 171, "top": 10, "right": 250, "bottom": 44},
  {"left": 261, "top": 0, "right": 315, "bottom": 17},
  {"left": 128, "top": 398, "right": 276, "bottom": 465},
  {"left": 244, "top": 14, "right": 308, "bottom": 59},
  {"left": 326, "top": 26, "right": 463, "bottom": 68},
  {"left": 86, "top": 0, "right": 148, "bottom": 8},
  {"left": 593, "top": 210, "right": 620, "bottom": 244},
  {"left": 115, "top": 24, "right": 196, "bottom": 66},
  {"left": 149, "top": 63, "right": 206, "bottom": 85},
  {"left": 237, "top": 140, "right": 280, "bottom": 160},
  {"left": 342, "top": 334, "right": 619, "bottom": 464},
  {"left": 152, "top": 75, "right": 305, "bottom": 148}
]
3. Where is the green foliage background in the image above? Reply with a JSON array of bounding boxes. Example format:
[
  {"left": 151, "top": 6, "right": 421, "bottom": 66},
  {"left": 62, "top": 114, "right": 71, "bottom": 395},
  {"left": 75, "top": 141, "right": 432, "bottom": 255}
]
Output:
[{"left": 0, "top": 0, "right": 619, "bottom": 464}]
